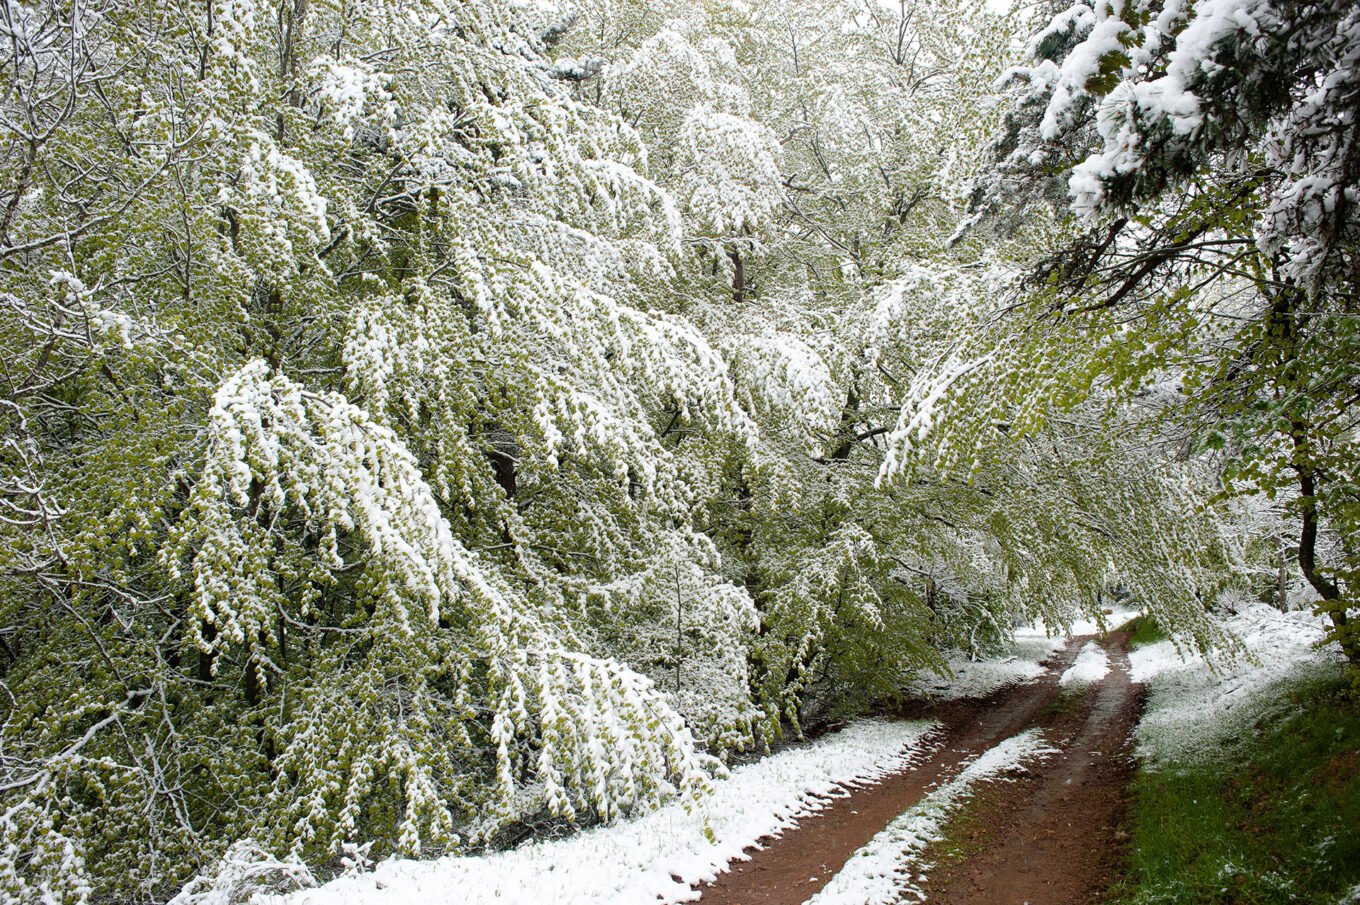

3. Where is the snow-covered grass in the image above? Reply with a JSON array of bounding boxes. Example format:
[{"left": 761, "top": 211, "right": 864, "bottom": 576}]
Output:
[
  {"left": 807, "top": 730, "right": 1059, "bottom": 905},
  {"left": 1060, "top": 641, "right": 1110, "bottom": 687},
  {"left": 907, "top": 653, "right": 1047, "bottom": 701},
  {"left": 260, "top": 719, "right": 940, "bottom": 905},
  {"left": 1115, "top": 603, "right": 1360, "bottom": 904},
  {"left": 1129, "top": 602, "right": 1341, "bottom": 764}
]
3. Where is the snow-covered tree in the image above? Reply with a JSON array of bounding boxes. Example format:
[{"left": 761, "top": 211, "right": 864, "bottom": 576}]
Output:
[
  {"left": 0, "top": 0, "right": 1292, "bottom": 900},
  {"left": 959, "top": 0, "right": 1360, "bottom": 663},
  {"left": 0, "top": 0, "right": 743, "bottom": 898}
]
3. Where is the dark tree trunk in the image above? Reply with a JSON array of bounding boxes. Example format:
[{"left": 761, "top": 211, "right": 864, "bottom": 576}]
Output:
[
  {"left": 729, "top": 248, "right": 745, "bottom": 305},
  {"left": 1291, "top": 420, "right": 1357, "bottom": 665},
  {"left": 829, "top": 384, "right": 861, "bottom": 461},
  {"left": 197, "top": 622, "right": 217, "bottom": 684},
  {"left": 482, "top": 422, "right": 520, "bottom": 498},
  {"left": 1267, "top": 282, "right": 1356, "bottom": 665},
  {"left": 1276, "top": 537, "right": 1289, "bottom": 611}
]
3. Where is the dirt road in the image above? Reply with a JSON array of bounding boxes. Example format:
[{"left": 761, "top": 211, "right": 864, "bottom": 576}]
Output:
[
  {"left": 921, "top": 631, "right": 1141, "bottom": 905},
  {"left": 697, "top": 632, "right": 1141, "bottom": 905}
]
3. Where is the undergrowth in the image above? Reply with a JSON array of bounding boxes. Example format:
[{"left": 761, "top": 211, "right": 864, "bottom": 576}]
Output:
[{"left": 1109, "top": 671, "right": 1360, "bottom": 904}]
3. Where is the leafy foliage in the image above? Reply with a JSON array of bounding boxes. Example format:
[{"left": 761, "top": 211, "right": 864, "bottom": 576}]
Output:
[{"left": 0, "top": 0, "right": 1297, "bottom": 900}]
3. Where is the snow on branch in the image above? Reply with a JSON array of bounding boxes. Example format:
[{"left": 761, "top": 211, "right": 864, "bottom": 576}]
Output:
[{"left": 161, "top": 362, "right": 714, "bottom": 860}]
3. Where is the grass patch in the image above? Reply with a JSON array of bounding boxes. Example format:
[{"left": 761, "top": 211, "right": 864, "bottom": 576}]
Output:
[
  {"left": 1117, "top": 614, "right": 1168, "bottom": 648},
  {"left": 1040, "top": 686, "right": 1086, "bottom": 720},
  {"left": 924, "top": 785, "right": 990, "bottom": 870},
  {"left": 1109, "top": 671, "right": 1360, "bottom": 904}
]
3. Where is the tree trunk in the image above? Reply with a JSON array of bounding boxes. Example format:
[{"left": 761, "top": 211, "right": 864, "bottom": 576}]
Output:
[
  {"left": 729, "top": 247, "right": 745, "bottom": 305},
  {"left": 1268, "top": 283, "right": 1356, "bottom": 664},
  {"left": 1292, "top": 422, "right": 1357, "bottom": 664},
  {"left": 1276, "top": 538, "right": 1289, "bottom": 611},
  {"left": 829, "top": 382, "right": 861, "bottom": 461}
]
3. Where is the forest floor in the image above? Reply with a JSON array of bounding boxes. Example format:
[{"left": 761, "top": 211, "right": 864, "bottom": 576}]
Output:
[
  {"left": 268, "top": 604, "right": 1343, "bottom": 905},
  {"left": 698, "top": 630, "right": 1142, "bottom": 905}
]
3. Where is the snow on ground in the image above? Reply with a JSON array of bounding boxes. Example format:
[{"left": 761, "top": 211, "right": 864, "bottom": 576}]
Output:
[
  {"left": 907, "top": 653, "right": 1048, "bottom": 701},
  {"left": 908, "top": 608, "right": 1136, "bottom": 702},
  {"left": 907, "top": 626, "right": 1061, "bottom": 701},
  {"left": 1129, "top": 602, "right": 1341, "bottom": 765},
  {"left": 1060, "top": 641, "right": 1110, "bottom": 686},
  {"left": 263, "top": 719, "right": 941, "bottom": 905},
  {"left": 806, "top": 730, "right": 1060, "bottom": 905},
  {"left": 1063, "top": 607, "right": 1139, "bottom": 637}
]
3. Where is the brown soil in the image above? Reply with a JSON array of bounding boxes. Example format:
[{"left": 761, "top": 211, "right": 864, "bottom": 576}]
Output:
[{"left": 695, "top": 632, "right": 1143, "bottom": 905}]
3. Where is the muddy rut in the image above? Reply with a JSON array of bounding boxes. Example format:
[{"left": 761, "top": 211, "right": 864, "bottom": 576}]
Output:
[{"left": 696, "top": 632, "right": 1142, "bottom": 905}]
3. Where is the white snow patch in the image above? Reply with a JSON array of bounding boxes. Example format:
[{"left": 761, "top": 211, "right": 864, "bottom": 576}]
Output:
[
  {"left": 1060, "top": 642, "right": 1110, "bottom": 686},
  {"left": 910, "top": 654, "right": 1046, "bottom": 701},
  {"left": 1130, "top": 603, "right": 1342, "bottom": 764},
  {"left": 265, "top": 719, "right": 941, "bottom": 905},
  {"left": 807, "top": 730, "right": 1059, "bottom": 905}
]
